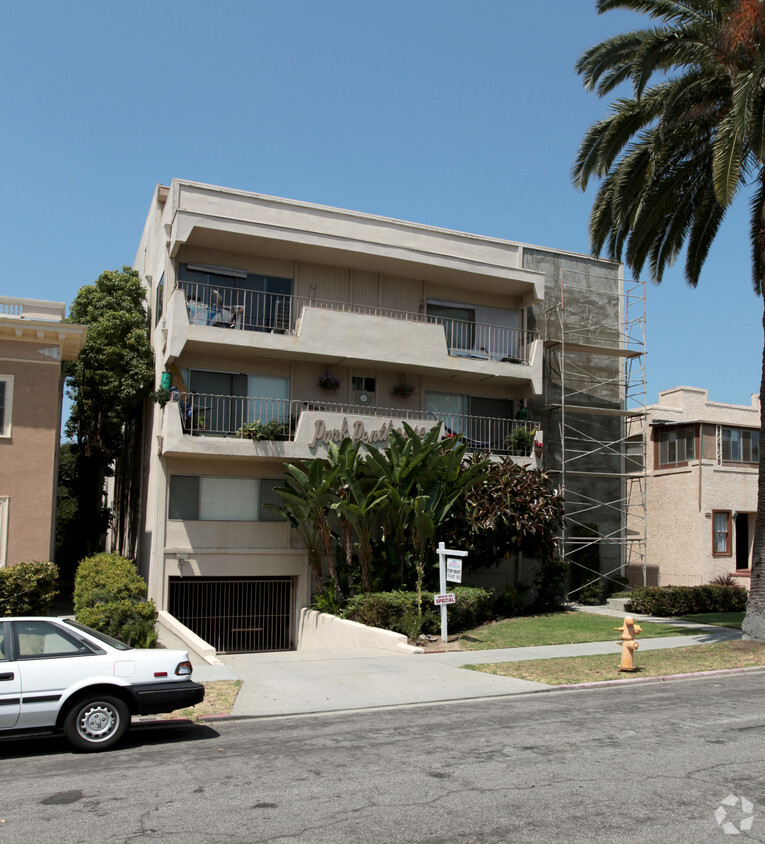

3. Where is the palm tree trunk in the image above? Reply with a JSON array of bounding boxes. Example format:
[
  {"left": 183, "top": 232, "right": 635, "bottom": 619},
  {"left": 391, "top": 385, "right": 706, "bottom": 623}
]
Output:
[{"left": 742, "top": 241, "right": 765, "bottom": 639}]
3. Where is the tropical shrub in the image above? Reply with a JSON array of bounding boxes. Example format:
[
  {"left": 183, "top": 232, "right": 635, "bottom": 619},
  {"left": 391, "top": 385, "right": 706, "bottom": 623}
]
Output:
[
  {"left": 0, "top": 561, "right": 59, "bottom": 616},
  {"left": 74, "top": 553, "right": 157, "bottom": 647}
]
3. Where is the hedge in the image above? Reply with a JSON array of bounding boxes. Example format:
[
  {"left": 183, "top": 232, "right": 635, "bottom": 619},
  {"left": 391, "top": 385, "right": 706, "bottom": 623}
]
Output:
[
  {"left": 342, "top": 587, "right": 494, "bottom": 636},
  {"left": 0, "top": 561, "right": 58, "bottom": 616},
  {"left": 627, "top": 584, "right": 748, "bottom": 616},
  {"left": 74, "top": 553, "right": 157, "bottom": 648}
]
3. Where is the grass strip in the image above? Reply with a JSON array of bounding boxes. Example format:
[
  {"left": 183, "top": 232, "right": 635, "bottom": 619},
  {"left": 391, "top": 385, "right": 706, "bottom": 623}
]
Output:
[
  {"left": 677, "top": 611, "right": 743, "bottom": 629},
  {"left": 161, "top": 680, "right": 241, "bottom": 720},
  {"left": 459, "top": 611, "right": 700, "bottom": 650},
  {"left": 465, "top": 640, "right": 765, "bottom": 685}
]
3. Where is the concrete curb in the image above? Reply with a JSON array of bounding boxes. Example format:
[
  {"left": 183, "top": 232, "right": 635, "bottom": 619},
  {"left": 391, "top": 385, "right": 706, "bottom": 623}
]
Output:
[{"left": 179, "top": 664, "right": 765, "bottom": 725}]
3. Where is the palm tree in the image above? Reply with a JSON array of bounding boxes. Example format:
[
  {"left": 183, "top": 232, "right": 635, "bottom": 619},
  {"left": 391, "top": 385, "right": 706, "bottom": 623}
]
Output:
[{"left": 572, "top": 0, "right": 765, "bottom": 638}]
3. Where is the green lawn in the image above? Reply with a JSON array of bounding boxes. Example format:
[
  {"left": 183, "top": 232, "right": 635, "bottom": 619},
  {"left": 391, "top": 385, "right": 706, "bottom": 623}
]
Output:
[
  {"left": 466, "top": 640, "right": 764, "bottom": 685},
  {"left": 677, "top": 611, "right": 744, "bottom": 629},
  {"left": 457, "top": 611, "right": 700, "bottom": 650}
]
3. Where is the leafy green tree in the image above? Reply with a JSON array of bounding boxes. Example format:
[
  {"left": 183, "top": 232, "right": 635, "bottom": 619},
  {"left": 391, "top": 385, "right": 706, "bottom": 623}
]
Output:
[
  {"left": 572, "top": 0, "right": 765, "bottom": 639},
  {"left": 65, "top": 268, "right": 154, "bottom": 556}
]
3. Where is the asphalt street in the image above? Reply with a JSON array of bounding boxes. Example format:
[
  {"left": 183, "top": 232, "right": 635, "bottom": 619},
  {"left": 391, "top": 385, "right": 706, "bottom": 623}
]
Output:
[{"left": 2, "top": 671, "right": 764, "bottom": 843}]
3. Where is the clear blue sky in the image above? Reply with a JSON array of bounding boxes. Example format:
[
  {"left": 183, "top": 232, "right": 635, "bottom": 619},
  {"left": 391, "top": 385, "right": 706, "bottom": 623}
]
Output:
[{"left": 1, "top": 1, "right": 760, "bottom": 407}]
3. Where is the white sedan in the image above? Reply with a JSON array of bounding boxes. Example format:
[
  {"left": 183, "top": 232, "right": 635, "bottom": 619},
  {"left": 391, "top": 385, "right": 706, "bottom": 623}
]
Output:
[{"left": 0, "top": 616, "right": 205, "bottom": 751}]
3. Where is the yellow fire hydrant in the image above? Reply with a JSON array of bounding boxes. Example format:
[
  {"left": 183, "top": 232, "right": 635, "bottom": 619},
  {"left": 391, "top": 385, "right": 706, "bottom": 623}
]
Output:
[{"left": 615, "top": 616, "right": 641, "bottom": 672}]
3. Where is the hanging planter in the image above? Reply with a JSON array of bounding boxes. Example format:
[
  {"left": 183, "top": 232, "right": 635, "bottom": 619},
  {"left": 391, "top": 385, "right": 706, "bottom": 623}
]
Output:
[
  {"left": 534, "top": 440, "right": 544, "bottom": 457},
  {"left": 391, "top": 375, "right": 415, "bottom": 399},
  {"left": 318, "top": 373, "right": 340, "bottom": 391}
]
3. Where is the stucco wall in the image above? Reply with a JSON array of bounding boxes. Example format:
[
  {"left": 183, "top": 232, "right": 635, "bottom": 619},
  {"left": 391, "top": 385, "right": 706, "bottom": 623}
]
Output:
[{"left": 0, "top": 356, "right": 62, "bottom": 565}]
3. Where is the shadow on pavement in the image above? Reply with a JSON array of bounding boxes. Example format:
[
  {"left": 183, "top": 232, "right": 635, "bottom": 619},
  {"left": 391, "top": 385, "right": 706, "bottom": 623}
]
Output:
[{"left": 0, "top": 720, "right": 220, "bottom": 759}]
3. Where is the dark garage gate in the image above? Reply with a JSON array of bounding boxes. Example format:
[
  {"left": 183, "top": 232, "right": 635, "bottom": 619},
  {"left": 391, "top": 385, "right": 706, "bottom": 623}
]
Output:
[{"left": 168, "top": 576, "right": 295, "bottom": 653}]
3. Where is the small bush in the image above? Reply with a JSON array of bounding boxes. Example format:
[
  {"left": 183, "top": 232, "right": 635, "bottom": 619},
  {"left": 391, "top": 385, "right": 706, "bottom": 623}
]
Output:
[
  {"left": 74, "top": 553, "right": 157, "bottom": 647},
  {"left": 74, "top": 553, "right": 148, "bottom": 612},
  {"left": 532, "top": 557, "right": 568, "bottom": 613},
  {"left": 342, "top": 587, "right": 493, "bottom": 637},
  {"left": 77, "top": 599, "right": 158, "bottom": 648},
  {"left": 0, "top": 561, "right": 59, "bottom": 616},
  {"left": 628, "top": 584, "right": 748, "bottom": 616},
  {"left": 494, "top": 584, "right": 528, "bottom": 618}
]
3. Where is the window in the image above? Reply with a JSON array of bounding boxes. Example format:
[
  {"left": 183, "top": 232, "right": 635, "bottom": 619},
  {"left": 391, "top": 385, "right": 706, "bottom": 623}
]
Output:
[
  {"left": 713, "top": 511, "right": 732, "bottom": 556},
  {"left": 13, "top": 620, "right": 99, "bottom": 659},
  {"left": 352, "top": 376, "right": 376, "bottom": 393},
  {"left": 168, "top": 476, "right": 282, "bottom": 522},
  {"left": 722, "top": 428, "right": 759, "bottom": 464},
  {"left": 0, "top": 375, "right": 13, "bottom": 438},
  {"left": 425, "top": 392, "right": 514, "bottom": 450},
  {"left": 178, "top": 263, "right": 292, "bottom": 332},
  {"left": 427, "top": 303, "right": 475, "bottom": 352},
  {"left": 658, "top": 426, "right": 695, "bottom": 467},
  {"left": 154, "top": 273, "right": 164, "bottom": 326}
]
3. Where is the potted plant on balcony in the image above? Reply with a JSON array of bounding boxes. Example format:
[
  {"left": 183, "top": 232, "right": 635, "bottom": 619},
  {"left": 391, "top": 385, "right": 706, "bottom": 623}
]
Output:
[
  {"left": 506, "top": 426, "right": 536, "bottom": 456},
  {"left": 237, "top": 419, "right": 289, "bottom": 441},
  {"left": 318, "top": 373, "right": 340, "bottom": 392},
  {"left": 391, "top": 376, "right": 415, "bottom": 399}
]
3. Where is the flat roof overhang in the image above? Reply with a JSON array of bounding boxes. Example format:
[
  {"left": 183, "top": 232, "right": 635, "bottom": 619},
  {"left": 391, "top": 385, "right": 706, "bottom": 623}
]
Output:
[{"left": 165, "top": 182, "right": 545, "bottom": 303}]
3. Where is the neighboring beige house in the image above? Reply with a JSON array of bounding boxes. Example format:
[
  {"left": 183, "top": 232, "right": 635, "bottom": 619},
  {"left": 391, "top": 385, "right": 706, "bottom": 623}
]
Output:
[
  {"left": 0, "top": 297, "right": 87, "bottom": 568},
  {"left": 128, "top": 179, "right": 629, "bottom": 653},
  {"left": 643, "top": 386, "right": 759, "bottom": 587}
]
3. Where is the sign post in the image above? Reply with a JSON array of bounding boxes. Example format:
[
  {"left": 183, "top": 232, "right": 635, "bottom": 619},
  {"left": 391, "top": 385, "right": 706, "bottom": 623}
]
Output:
[{"left": 435, "top": 541, "right": 468, "bottom": 642}]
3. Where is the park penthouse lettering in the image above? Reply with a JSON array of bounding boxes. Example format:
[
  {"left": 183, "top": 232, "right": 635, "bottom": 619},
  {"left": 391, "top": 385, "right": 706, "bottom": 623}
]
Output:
[{"left": 308, "top": 417, "right": 429, "bottom": 449}]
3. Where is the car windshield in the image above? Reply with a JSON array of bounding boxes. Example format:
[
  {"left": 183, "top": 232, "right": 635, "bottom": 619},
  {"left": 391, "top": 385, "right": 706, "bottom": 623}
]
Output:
[{"left": 63, "top": 619, "right": 133, "bottom": 651}]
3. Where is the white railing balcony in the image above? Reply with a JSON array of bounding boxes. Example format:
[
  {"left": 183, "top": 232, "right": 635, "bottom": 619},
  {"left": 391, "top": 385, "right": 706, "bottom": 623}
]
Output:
[
  {"left": 170, "top": 391, "right": 540, "bottom": 456},
  {"left": 176, "top": 281, "right": 537, "bottom": 365}
]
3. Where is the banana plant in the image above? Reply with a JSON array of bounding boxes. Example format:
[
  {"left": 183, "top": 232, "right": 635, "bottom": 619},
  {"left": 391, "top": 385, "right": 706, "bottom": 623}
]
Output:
[
  {"left": 328, "top": 440, "right": 387, "bottom": 593},
  {"left": 271, "top": 459, "right": 340, "bottom": 596}
]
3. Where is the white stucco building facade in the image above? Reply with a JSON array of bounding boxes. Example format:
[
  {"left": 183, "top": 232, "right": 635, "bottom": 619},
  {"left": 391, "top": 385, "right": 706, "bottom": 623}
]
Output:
[{"left": 126, "top": 179, "right": 627, "bottom": 653}]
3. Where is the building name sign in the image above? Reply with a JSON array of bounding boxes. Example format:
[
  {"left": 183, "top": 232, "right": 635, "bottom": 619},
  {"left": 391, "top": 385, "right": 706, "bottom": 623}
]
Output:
[{"left": 308, "top": 417, "right": 429, "bottom": 449}]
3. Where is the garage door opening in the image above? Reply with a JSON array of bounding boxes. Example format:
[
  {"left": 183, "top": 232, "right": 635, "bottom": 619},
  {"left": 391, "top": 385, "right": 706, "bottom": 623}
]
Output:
[{"left": 168, "top": 576, "right": 295, "bottom": 653}]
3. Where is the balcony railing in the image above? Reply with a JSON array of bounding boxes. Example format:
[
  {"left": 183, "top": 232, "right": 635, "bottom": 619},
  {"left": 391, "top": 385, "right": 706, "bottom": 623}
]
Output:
[
  {"left": 176, "top": 281, "right": 537, "bottom": 364},
  {"left": 171, "top": 392, "right": 539, "bottom": 455}
]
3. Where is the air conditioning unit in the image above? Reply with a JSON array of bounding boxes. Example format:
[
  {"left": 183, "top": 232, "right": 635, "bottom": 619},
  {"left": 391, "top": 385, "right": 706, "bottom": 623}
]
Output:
[{"left": 353, "top": 390, "right": 375, "bottom": 407}]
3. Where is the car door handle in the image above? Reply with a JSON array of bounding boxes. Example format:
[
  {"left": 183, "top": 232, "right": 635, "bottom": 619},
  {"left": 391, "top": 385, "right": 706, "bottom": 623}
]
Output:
[{"left": 0, "top": 672, "right": 14, "bottom": 681}]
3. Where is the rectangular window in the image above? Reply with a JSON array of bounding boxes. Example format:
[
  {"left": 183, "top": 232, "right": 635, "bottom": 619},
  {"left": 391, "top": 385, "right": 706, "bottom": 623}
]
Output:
[
  {"left": 169, "top": 476, "right": 281, "bottom": 522},
  {"left": 722, "top": 428, "right": 759, "bottom": 464},
  {"left": 425, "top": 392, "right": 514, "bottom": 450},
  {"left": 658, "top": 426, "right": 695, "bottom": 467},
  {"left": 154, "top": 274, "right": 165, "bottom": 326},
  {"left": 178, "top": 263, "right": 293, "bottom": 332},
  {"left": 713, "top": 511, "right": 732, "bottom": 556},
  {"left": 0, "top": 376, "right": 13, "bottom": 438}
]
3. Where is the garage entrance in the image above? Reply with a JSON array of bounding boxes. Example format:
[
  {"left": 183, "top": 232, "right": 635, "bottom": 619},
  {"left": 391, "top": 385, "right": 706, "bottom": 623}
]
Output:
[{"left": 168, "top": 576, "right": 295, "bottom": 653}]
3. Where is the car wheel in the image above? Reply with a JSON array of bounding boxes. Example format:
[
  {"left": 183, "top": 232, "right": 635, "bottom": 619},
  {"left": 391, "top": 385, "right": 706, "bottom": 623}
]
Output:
[{"left": 62, "top": 695, "right": 130, "bottom": 751}]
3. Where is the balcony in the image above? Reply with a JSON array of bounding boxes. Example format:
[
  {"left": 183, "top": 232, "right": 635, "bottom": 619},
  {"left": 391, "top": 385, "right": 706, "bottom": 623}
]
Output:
[
  {"left": 164, "top": 283, "right": 542, "bottom": 390},
  {"left": 161, "top": 391, "right": 541, "bottom": 465}
]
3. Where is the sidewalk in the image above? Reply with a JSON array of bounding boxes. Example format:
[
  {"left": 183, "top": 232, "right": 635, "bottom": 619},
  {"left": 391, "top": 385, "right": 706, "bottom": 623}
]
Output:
[{"left": 184, "top": 612, "right": 744, "bottom": 719}]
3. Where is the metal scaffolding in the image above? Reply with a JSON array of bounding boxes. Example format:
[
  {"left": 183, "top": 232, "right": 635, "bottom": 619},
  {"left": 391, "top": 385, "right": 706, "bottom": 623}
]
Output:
[{"left": 543, "top": 274, "right": 647, "bottom": 599}]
